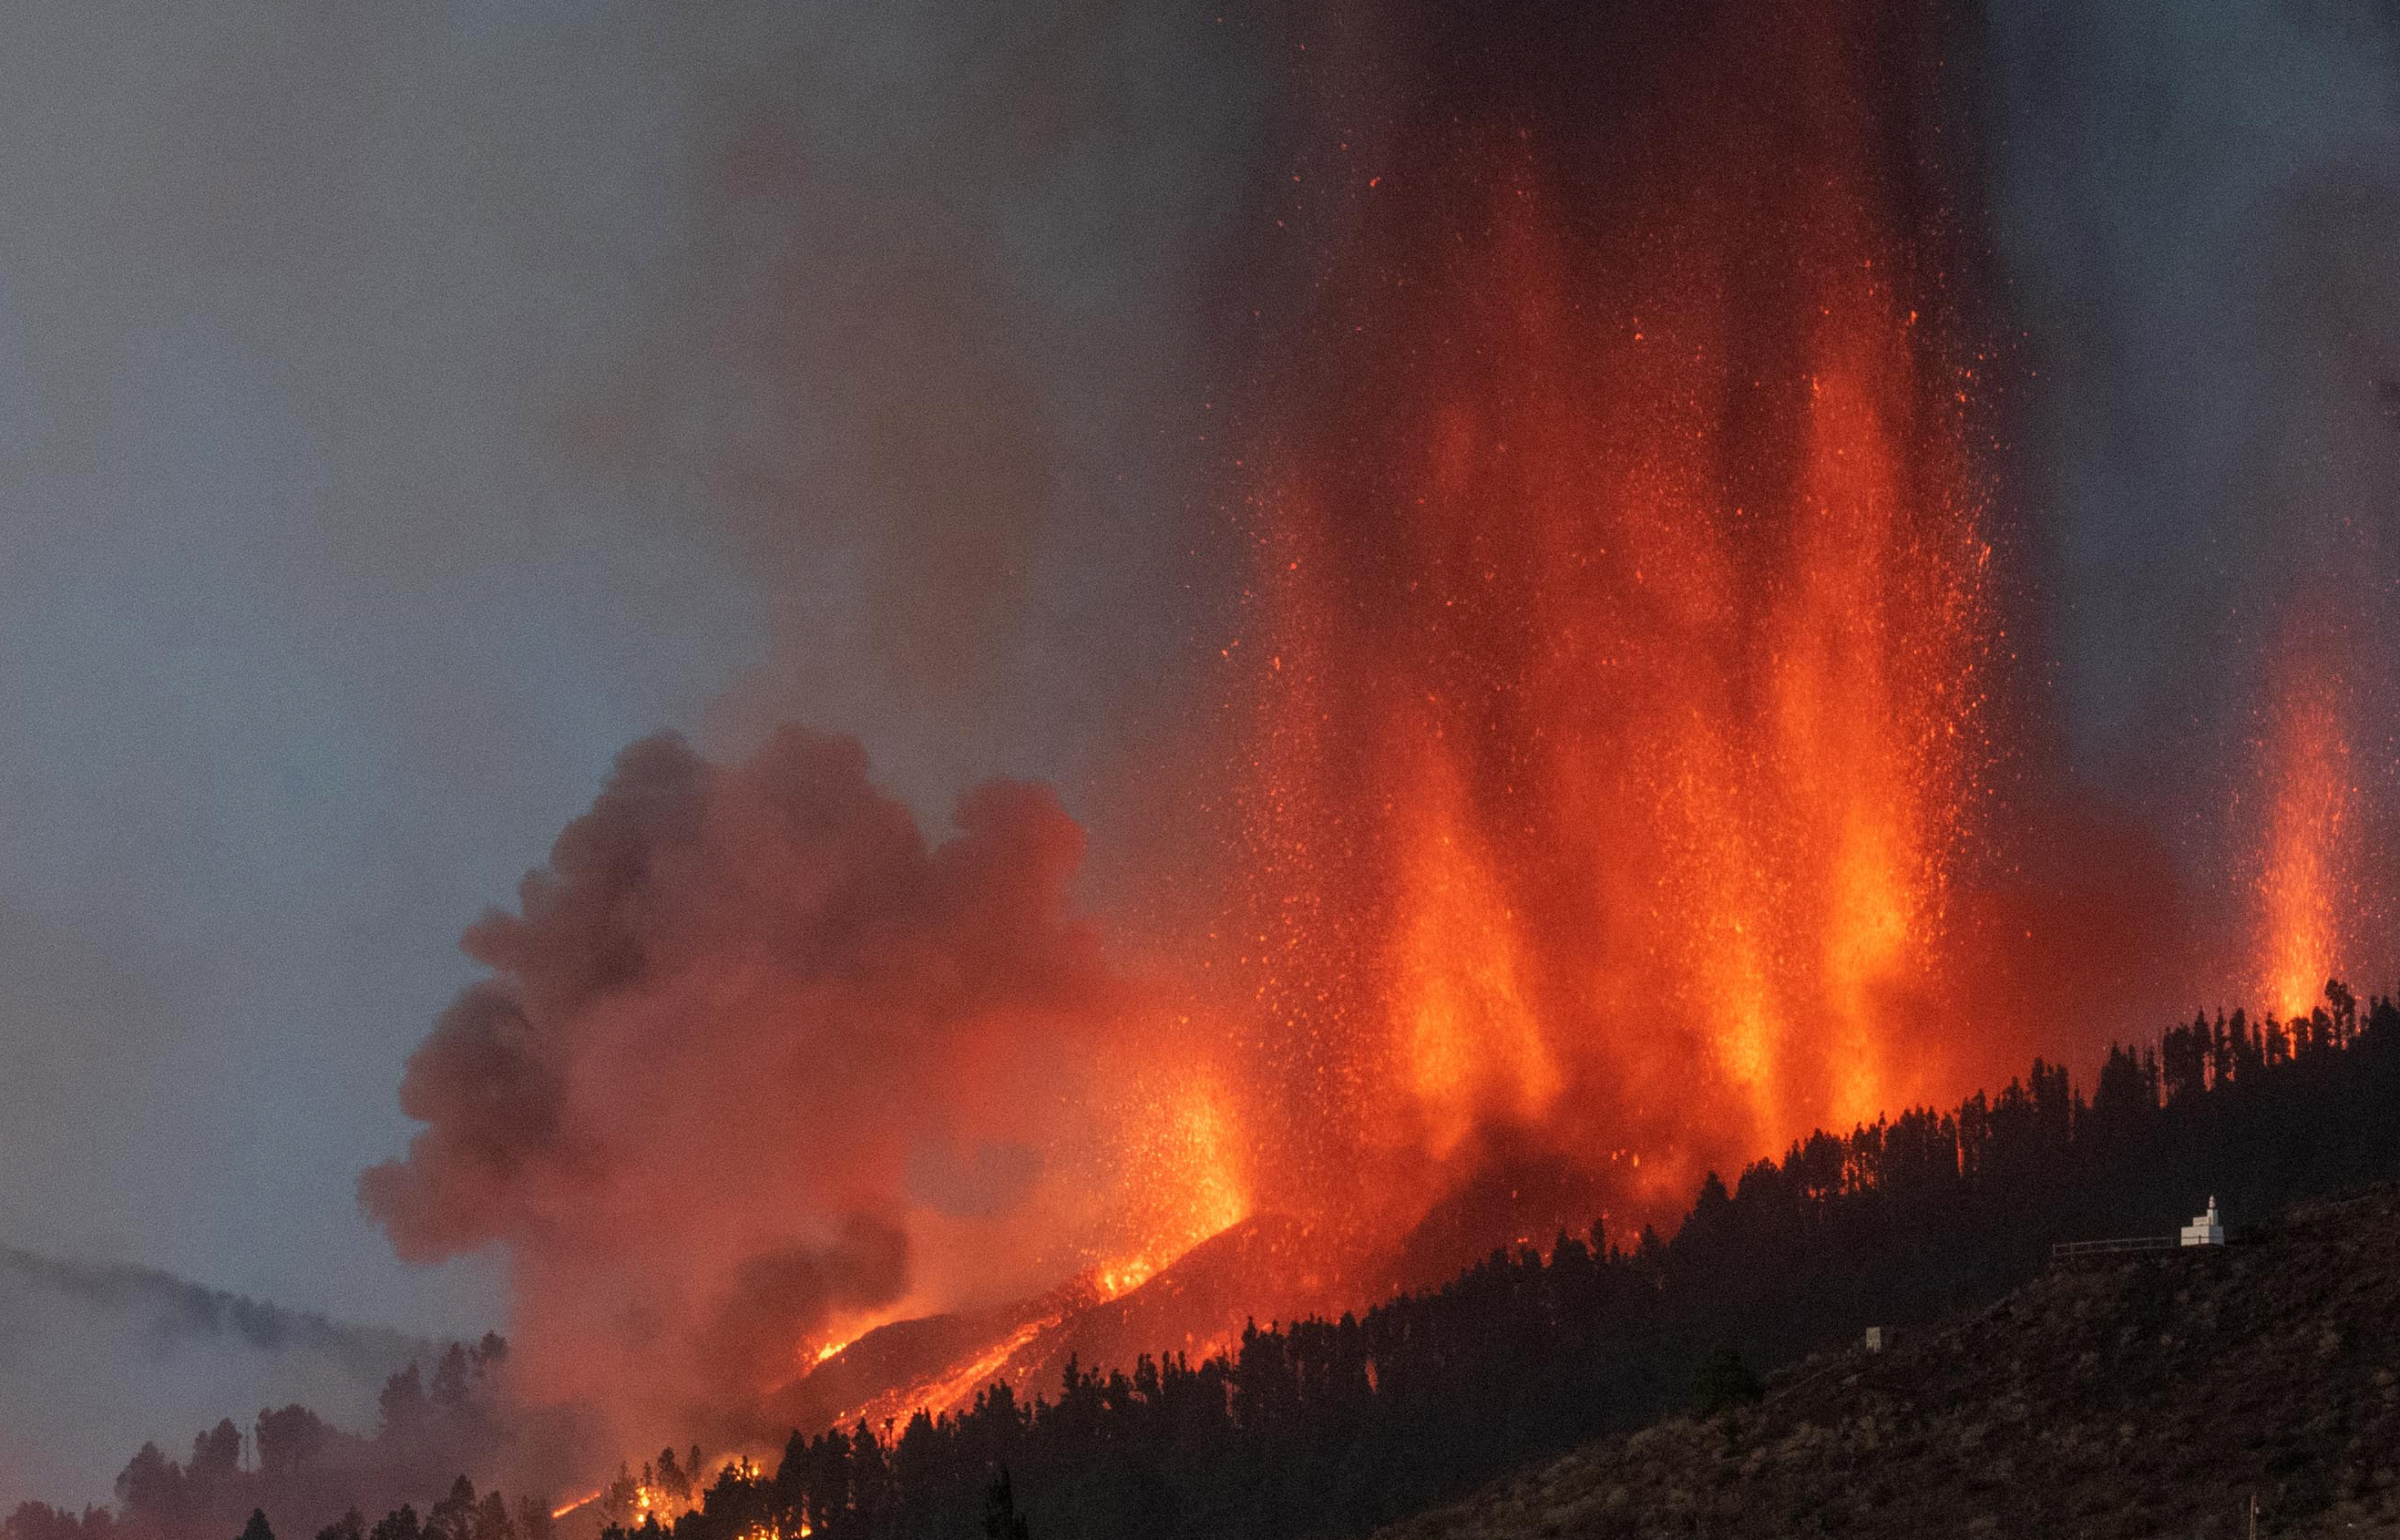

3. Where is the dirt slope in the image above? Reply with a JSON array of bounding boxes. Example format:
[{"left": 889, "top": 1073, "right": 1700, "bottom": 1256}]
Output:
[{"left": 1380, "top": 1187, "right": 2400, "bottom": 1539}]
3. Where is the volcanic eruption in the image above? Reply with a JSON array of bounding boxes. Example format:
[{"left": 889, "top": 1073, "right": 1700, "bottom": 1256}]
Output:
[{"left": 355, "top": 0, "right": 2398, "bottom": 1484}]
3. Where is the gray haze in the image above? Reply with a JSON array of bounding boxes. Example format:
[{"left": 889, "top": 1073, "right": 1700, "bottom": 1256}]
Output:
[
  {"left": 0, "top": 1246, "right": 425, "bottom": 1507},
  {"left": 1988, "top": 1, "right": 2400, "bottom": 810},
  {"left": 0, "top": 0, "right": 1268, "bottom": 1508}
]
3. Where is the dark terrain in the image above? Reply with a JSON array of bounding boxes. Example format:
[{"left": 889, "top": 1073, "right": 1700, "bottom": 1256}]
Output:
[{"left": 1383, "top": 1186, "right": 2400, "bottom": 1539}]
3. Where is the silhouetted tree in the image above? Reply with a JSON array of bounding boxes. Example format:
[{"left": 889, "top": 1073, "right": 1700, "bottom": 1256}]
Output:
[{"left": 980, "top": 1470, "right": 1030, "bottom": 1540}]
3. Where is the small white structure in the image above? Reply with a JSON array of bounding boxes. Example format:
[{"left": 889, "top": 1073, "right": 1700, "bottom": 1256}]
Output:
[
  {"left": 1862, "top": 1326, "right": 1885, "bottom": 1352},
  {"left": 2179, "top": 1196, "right": 2226, "bottom": 1247}
]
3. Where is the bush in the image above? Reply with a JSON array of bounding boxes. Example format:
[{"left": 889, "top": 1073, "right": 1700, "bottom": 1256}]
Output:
[{"left": 1693, "top": 1346, "right": 1763, "bottom": 1417}]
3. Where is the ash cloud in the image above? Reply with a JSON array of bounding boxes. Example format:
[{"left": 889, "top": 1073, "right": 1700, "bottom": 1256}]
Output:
[
  {"left": 360, "top": 727, "right": 1130, "bottom": 1448},
  {"left": 549, "top": 2, "right": 1284, "bottom": 803}
]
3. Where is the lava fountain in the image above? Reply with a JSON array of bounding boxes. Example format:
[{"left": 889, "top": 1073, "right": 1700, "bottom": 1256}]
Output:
[
  {"left": 1201, "top": 4, "right": 1998, "bottom": 1254},
  {"left": 2251, "top": 608, "right": 2377, "bottom": 1022}
]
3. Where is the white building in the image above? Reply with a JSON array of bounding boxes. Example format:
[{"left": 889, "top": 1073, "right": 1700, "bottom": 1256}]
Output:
[{"left": 2179, "top": 1196, "right": 2225, "bottom": 1247}]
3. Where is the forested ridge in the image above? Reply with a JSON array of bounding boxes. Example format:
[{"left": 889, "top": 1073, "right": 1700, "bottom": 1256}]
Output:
[
  {"left": 15, "top": 987, "right": 2400, "bottom": 1540},
  {"left": 1379, "top": 1184, "right": 2400, "bottom": 1537}
]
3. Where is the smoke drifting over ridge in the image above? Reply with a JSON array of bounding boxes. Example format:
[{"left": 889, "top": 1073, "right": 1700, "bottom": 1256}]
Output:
[
  {"left": 0, "top": 1248, "right": 425, "bottom": 1513},
  {"left": 0, "top": 1246, "right": 424, "bottom": 1374}
]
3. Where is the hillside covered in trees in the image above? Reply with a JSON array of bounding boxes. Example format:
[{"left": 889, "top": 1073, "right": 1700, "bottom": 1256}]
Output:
[
  {"left": 602, "top": 987, "right": 2400, "bottom": 1540},
  {"left": 1382, "top": 1182, "right": 2400, "bottom": 1538},
  {"left": 14, "top": 986, "right": 2400, "bottom": 1540}
]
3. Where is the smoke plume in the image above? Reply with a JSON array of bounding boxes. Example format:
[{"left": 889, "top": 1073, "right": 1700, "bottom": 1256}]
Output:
[{"left": 359, "top": 726, "right": 1158, "bottom": 1448}]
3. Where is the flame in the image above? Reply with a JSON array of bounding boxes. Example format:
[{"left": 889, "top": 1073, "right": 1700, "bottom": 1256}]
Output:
[
  {"left": 1095, "top": 1257, "right": 1156, "bottom": 1299},
  {"left": 1388, "top": 740, "right": 1559, "bottom": 1159},
  {"left": 813, "top": 1338, "right": 849, "bottom": 1365},
  {"left": 1101, "top": 1063, "right": 1250, "bottom": 1273}
]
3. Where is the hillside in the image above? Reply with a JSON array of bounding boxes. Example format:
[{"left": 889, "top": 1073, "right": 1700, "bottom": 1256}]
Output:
[
  {"left": 1381, "top": 1186, "right": 2400, "bottom": 1540},
  {"left": 36, "top": 1000, "right": 2400, "bottom": 1540}
]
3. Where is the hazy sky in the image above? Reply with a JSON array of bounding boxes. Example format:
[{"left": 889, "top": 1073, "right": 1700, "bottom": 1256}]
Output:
[
  {"left": 3, "top": 0, "right": 2396, "bottom": 1512},
  {"left": 0, "top": 0, "right": 1270, "bottom": 1503}
]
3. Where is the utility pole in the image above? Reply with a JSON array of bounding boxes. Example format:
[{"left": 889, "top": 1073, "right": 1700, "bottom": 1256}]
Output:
[{"left": 2248, "top": 1490, "right": 2259, "bottom": 1540}]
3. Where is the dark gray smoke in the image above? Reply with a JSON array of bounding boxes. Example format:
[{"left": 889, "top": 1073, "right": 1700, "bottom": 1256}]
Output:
[{"left": 358, "top": 727, "right": 1135, "bottom": 1454}]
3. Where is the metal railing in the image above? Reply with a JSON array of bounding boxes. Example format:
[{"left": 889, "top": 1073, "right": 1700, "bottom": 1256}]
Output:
[{"left": 2050, "top": 1235, "right": 2178, "bottom": 1259}]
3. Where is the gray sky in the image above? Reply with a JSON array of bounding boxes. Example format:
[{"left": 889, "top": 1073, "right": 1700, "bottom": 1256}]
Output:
[
  {"left": 0, "top": 0, "right": 1267, "bottom": 1505},
  {"left": 1987, "top": 1, "right": 2400, "bottom": 792}
]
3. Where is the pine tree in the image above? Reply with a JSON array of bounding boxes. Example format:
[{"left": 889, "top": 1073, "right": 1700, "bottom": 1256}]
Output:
[{"left": 981, "top": 1468, "right": 1031, "bottom": 1540}]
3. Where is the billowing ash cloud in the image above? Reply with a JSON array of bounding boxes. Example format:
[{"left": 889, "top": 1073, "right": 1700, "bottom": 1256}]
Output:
[
  {"left": 2, "top": 0, "right": 1275, "bottom": 1496},
  {"left": 360, "top": 727, "right": 1132, "bottom": 1446}
]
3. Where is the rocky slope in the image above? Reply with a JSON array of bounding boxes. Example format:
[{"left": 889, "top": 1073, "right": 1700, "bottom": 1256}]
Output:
[{"left": 1380, "top": 1186, "right": 2400, "bottom": 1539}]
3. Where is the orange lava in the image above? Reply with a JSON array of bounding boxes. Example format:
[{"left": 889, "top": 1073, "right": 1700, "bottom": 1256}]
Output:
[
  {"left": 2254, "top": 648, "right": 2359, "bottom": 1021},
  {"left": 550, "top": 1492, "right": 601, "bottom": 1522},
  {"left": 1210, "top": 10, "right": 1994, "bottom": 1237},
  {"left": 1095, "top": 1061, "right": 1251, "bottom": 1279},
  {"left": 831, "top": 1311, "right": 1062, "bottom": 1432}
]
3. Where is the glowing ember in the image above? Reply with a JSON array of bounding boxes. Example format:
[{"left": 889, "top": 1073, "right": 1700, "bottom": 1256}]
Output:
[
  {"left": 1095, "top": 1258, "right": 1156, "bottom": 1299},
  {"left": 550, "top": 1492, "right": 601, "bottom": 1522},
  {"left": 1101, "top": 1065, "right": 1252, "bottom": 1271}
]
